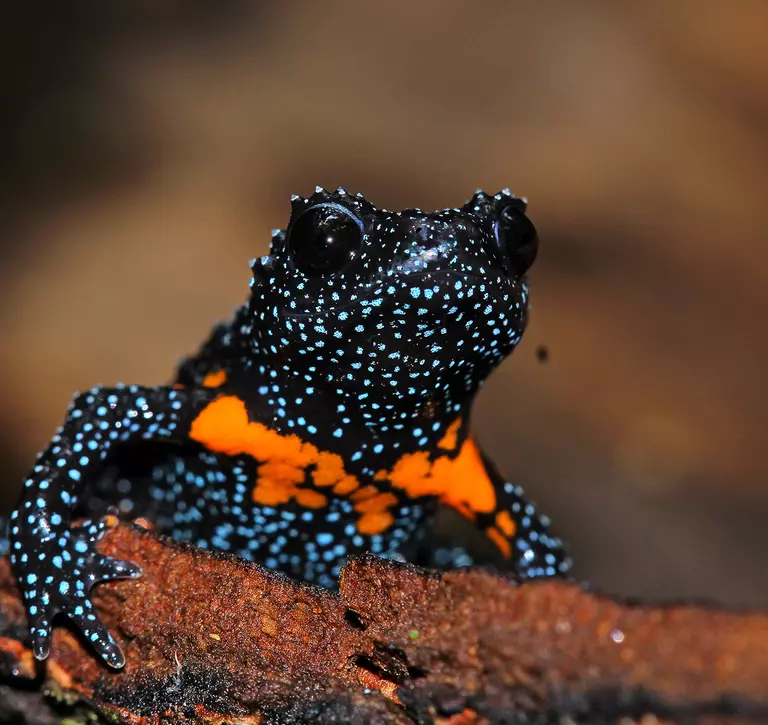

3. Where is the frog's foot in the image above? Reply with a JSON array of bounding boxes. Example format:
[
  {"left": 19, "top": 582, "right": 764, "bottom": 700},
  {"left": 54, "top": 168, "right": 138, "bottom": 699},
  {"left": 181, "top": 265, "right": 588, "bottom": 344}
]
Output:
[{"left": 13, "top": 516, "right": 142, "bottom": 668}]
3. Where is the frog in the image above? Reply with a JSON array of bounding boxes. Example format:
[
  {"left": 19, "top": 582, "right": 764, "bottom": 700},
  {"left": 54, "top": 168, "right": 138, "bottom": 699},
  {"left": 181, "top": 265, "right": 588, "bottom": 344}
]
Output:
[{"left": 8, "top": 187, "right": 570, "bottom": 668}]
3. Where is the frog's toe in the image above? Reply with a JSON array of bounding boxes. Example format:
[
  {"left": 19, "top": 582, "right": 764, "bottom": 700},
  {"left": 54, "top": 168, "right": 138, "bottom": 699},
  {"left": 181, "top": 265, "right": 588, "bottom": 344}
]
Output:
[
  {"left": 29, "top": 616, "right": 53, "bottom": 661},
  {"left": 69, "top": 598, "right": 126, "bottom": 668},
  {"left": 71, "top": 515, "right": 142, "bottom": 585},
  {"left": 86, "top": 554, "right": 142, "bottom": 585},
  {"left": 20, "top": 575, "right": 57, "bottom": 660},
  {"left": 26, "top": 594, "right": 71, "bottom": 662}
]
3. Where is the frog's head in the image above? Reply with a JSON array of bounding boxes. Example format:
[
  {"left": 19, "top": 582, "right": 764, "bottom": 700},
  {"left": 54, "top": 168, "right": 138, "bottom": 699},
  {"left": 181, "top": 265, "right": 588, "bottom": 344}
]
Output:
[{"left": 250, "top": 188, "right": 538, "bottom": 422}]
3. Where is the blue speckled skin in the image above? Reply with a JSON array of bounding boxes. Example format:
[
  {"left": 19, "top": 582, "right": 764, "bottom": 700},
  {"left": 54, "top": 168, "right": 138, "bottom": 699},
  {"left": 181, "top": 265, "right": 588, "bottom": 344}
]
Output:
[{"left": 9, "top": 188, "right": 570, "bottom": 668}]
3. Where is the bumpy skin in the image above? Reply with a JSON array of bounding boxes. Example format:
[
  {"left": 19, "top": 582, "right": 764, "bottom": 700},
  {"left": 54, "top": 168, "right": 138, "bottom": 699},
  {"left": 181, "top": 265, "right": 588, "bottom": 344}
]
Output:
[{"left": 9, "top": 188, "right": 570, "bottom": 668}]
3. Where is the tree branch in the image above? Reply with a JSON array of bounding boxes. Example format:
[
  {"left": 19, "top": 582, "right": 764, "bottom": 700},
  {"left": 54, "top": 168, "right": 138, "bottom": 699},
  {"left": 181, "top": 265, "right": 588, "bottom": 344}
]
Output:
[{"left": 0, "top": 524, "right": 766, "bottom": 723}]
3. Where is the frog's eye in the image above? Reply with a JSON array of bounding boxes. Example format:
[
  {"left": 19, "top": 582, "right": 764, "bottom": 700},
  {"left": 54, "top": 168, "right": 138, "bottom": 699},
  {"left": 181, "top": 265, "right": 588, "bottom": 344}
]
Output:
[
  {"left": 495, "top": 205, "right": 538, "bottom": 275},
  {"left": 289, "top": 203, "right": 362, "bottom": 276}
]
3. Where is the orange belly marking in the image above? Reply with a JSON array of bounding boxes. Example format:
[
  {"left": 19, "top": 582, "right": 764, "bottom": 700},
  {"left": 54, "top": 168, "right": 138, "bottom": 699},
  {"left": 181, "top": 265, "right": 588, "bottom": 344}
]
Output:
[
  {"left": 495, "top": 510, "right": 517, "bottom": 538},
  {"left": 190, "top": 398, "right": 510, "bottom": 551},
  {"left": 486, "top": 527, "right": 512, "bottom": 559},
  {"left": 202, "top": 370, "right": 228, "bottom": 388},
  {"left": 378, "top": 436, "right": 496, "bottom": 515},
  {"left": 437, "top": 418, "right": 462, "bottom": 451},
  {"left": 374, "top": 429, "right": 516, "bottom": 559},
  {"left": 189, "top": 395, "right": 359, "bottom": 514}
]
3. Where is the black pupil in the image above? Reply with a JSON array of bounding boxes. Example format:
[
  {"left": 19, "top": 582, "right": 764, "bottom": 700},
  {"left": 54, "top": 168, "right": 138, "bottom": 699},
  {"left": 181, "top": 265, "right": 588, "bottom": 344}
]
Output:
[
  {"left": 498, "top": 205, "right": 538, "bottom": 275},
  {"left": 289, "top": 205, "right": 361, "bottom": 276}
]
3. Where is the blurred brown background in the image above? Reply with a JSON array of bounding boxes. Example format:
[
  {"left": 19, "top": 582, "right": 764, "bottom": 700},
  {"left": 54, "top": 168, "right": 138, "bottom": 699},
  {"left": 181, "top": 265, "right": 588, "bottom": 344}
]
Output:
[{"left": 0, "top": 1, "right": 765, "bottom": 605}]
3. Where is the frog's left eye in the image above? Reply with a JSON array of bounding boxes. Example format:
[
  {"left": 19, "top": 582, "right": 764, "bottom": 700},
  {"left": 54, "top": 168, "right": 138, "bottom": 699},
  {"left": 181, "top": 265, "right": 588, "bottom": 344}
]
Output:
[
  {"left": 495, "top": 205, "right": 538, "bottom": 275},
  {"left": 289, "top": 203, "right": 362, "bottom": 276}
]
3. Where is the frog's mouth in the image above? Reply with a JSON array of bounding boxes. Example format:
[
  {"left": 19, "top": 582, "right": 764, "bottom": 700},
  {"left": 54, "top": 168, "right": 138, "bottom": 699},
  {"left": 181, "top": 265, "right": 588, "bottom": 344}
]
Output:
[
  {"left": 281, "top": 268, "right": 512, "bottom": 320},
  {"left": 320, "top": 310, "right": 516, "bottom": 403},
  {"left": 308, "top": 275, "right": 524, "bottom": 393}
]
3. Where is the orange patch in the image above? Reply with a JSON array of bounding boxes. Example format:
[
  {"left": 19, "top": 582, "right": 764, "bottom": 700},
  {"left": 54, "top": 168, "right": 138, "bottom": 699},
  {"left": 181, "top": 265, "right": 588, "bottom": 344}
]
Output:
[
  {"left": 252, "top": 481, "right": 292, "bottom": 506},
  {"left": 202, "top": 370, "right": 228, "bottom": 388},
  {"left": 495, "top": 510, "right": 517, "bottom": 538},
  {"left": 294, "top": 489, "right": 328, "bottom": 509},
  {"left": 190, "top": 396, "right": 495, "bottom": 540},
  {"left": 190, "top": 396, "right": 348, "bottom": 519},
  {"left": 350, "top": 485, "right": 380, "bottom": 503},
  {"left": 354, "top": 492, "right": 398, "bottom": 514},
  {"left": 378, "top": 437, "right": 496, "bottom": 515},
  {"left": 190, "top": 396, "right": 317, "bottom": 461},
  {"left": 486, "top": 527, "right": 512, "bottom": 559},
  {"left": 312, "top": 451, "right": 346, "bottom": 487},
  {"left": 332, "top": 475, "right": 359, "bottom": 495},
  {"left": 437, "top": 418, "right": 462, "bottom": 451},
  {"left": 258, "top": 460, "right": 306, "bottom": 487},
  {"left": 386, "top": 451, "right": 433, "bottom": 497},
  {"left": 357, "top": 511, "right": 395, "bottom": 535},
  {"left": 451, "top": 502, "right": 477, "bottom": 522}
]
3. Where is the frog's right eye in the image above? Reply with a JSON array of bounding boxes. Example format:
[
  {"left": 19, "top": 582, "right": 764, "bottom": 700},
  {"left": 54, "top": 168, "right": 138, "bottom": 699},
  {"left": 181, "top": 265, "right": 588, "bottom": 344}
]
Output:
[
  {"left": 494, "top": 204, "right": 538, "bottom": 276},
  {"left": 289, "top": 203, "right": 362, "bottom": 276}
]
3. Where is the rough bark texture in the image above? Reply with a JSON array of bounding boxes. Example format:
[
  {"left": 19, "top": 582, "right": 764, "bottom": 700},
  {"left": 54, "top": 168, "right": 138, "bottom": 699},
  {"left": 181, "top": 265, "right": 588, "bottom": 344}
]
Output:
[{"left": 0, "top": 524, "right": 765, "bottom": 724}]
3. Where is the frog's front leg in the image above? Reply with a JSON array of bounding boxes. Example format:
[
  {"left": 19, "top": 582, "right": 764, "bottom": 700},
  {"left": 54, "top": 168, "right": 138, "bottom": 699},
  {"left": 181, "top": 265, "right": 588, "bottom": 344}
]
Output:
[
  {"left": 439, "top": 448, "right": 572, "bottom": 580},
  {"left": 9, "top": 384, "right": 216, "bottom": 667}
]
